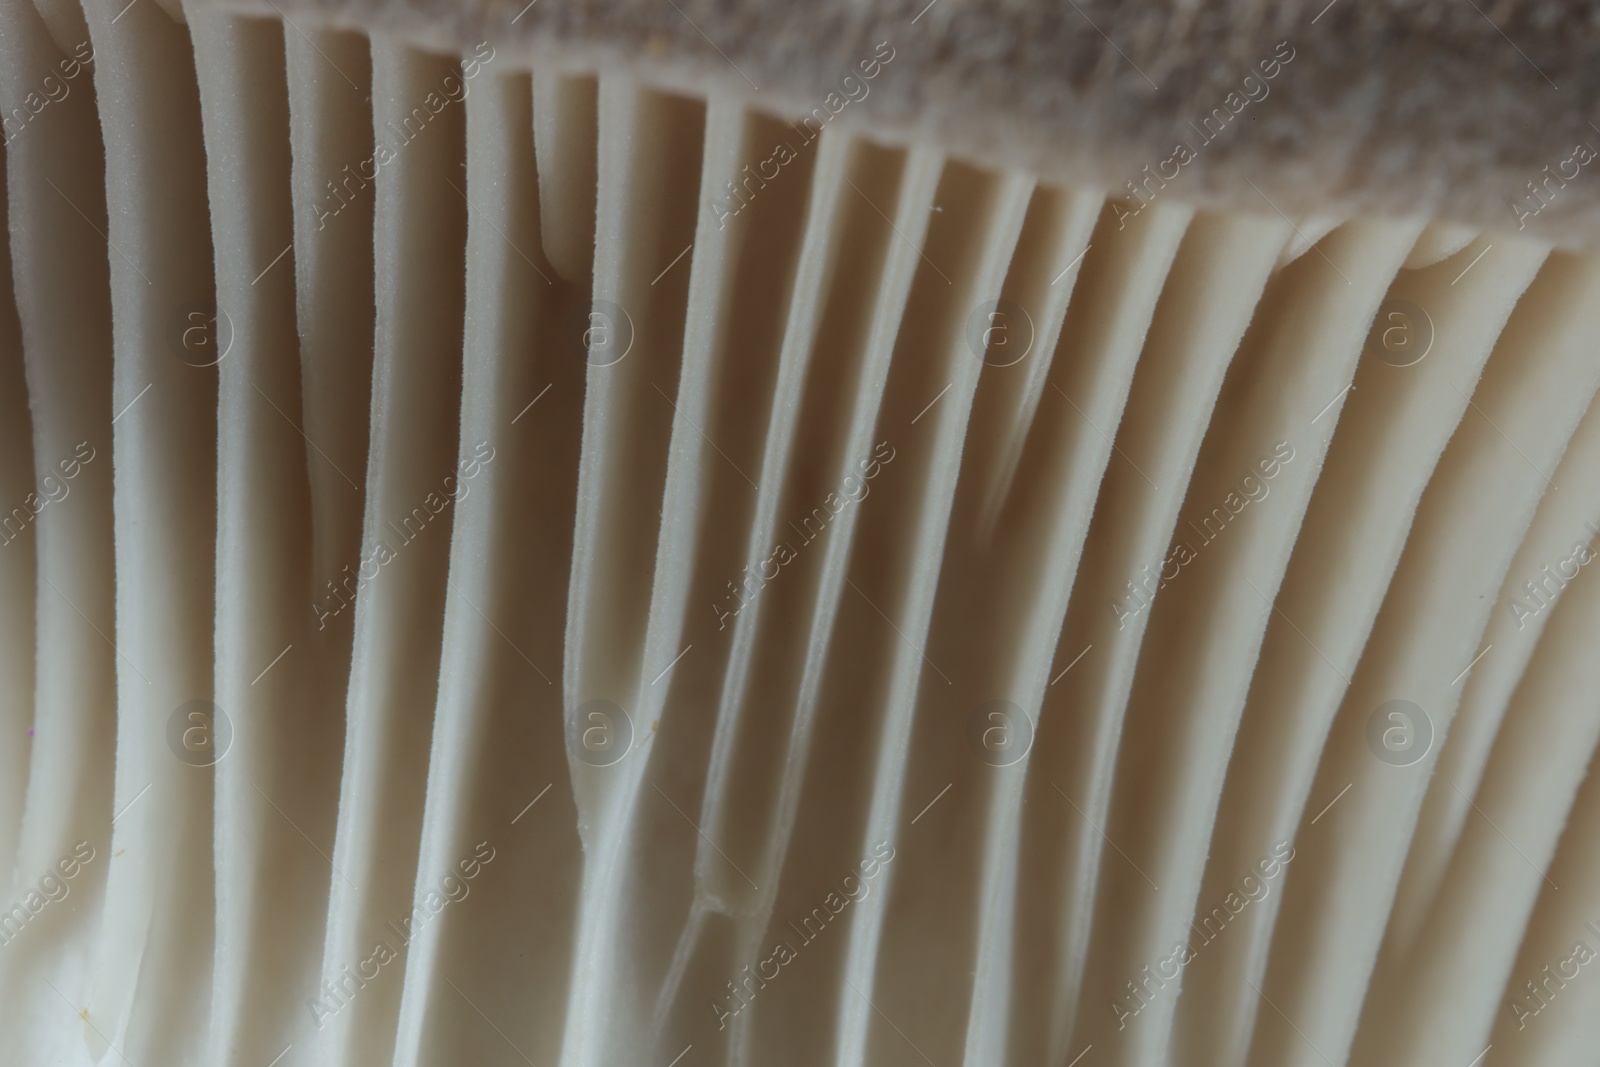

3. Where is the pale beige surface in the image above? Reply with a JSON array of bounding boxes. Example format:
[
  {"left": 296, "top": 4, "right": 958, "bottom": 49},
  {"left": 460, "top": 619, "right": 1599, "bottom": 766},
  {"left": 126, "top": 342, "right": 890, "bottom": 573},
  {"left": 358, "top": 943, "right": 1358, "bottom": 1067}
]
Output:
[{"left": 2, "top": 2, "right": 1600, "bottom": 1066}]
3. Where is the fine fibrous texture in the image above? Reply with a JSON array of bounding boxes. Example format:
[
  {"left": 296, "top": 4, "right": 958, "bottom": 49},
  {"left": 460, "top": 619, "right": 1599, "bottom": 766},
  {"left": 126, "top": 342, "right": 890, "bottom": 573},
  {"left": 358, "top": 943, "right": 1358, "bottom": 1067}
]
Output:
[
  {"left": 191, "top": 0, "right": 1600, "bottom": 253},
  {"left": 4, "top": 1, "right": 1600, "bottom": 1066}
]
